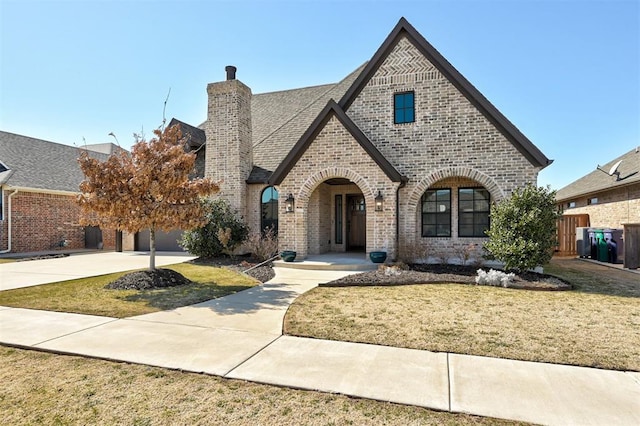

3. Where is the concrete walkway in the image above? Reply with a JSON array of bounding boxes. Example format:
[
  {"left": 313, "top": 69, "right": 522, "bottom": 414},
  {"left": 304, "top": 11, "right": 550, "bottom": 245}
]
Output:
[
  {"left": 0, "top": 251, "right": 197, "bottom": 291},
  {"left": 1, "top": 264, "right": 639, "bottom": 425}
]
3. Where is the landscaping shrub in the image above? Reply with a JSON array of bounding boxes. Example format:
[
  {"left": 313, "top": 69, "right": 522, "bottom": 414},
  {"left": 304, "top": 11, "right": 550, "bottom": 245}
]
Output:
[
  {"left": 484, "top": 185, "right": 561, "bottom": 272},
  {"left": 398, "top": 240, "right": 430, "bottom": 264},
  {"left": 244, "top": 227, "right": 279, "bottom": 262},
  {"left": 179, "top": 198, "right": 248, "bottom": 258},
  {"left": 475, "top": 269, "right": 515, "bottom": 287}
]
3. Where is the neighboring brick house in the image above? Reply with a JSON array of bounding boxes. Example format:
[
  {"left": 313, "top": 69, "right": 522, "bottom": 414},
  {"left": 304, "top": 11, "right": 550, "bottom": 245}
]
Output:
[
  {"left": 174, "top": 17, "right": 552, "bottom": 260},
  {"left": 556, "top": 148, "right": 640, "bottom": 229},
  {"left": 0, "top": 131, "right": 118, "bottom": 253}
]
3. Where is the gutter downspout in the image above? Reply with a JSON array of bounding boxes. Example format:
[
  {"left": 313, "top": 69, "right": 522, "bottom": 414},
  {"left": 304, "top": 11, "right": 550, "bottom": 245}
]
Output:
[{"left": 0, "top": 189, "right": 19, "bottom": 254}]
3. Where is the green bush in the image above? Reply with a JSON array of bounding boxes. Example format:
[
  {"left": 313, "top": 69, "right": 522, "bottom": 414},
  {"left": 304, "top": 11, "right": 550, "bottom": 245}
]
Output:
[
  {"left": 484, "top": 185, "right": 560, "bottom": 272},
  {"left": 179, "top": 198, "right": 248, "bottom": 258}
]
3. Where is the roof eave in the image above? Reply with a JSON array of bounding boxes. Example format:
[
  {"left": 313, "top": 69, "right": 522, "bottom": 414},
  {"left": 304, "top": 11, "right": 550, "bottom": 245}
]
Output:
[
  {"left": 556, "top": 179, "right": 639, "bottom": 202},
  {"left": 2, "top": 184, "right": 79, "bottom": 196}
]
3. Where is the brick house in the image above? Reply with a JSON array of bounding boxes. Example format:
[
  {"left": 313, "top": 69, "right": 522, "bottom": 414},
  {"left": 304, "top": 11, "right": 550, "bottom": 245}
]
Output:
[
  {"left": 556, "top": 147, "right": 640, "bottom": 229},
  {"left": 0, "top": 131, "right": 117, "bottom": 253},
  {"left": 173, "top": 17, "right": 551, "bottom": 260}
]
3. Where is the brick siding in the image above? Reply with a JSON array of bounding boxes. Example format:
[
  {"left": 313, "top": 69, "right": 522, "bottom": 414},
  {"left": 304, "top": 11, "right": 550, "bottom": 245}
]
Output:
[
  {"left": 277, "top": 115, "right": 401, "bottom": 259},
  {"left": 560, "top": 183, "right": 640, "bottom": 230},
  {"left": 205, "top": 79, "right": 253, "bottom": 219},
  {"left": 346, "top": 36, "right": 540, "bottom": 259},
  {"left": 0, "top": 190, "right": 115, "bottom": 253},
  {"left": 209, "top": 35, "right": 542, "bottom": 261}
]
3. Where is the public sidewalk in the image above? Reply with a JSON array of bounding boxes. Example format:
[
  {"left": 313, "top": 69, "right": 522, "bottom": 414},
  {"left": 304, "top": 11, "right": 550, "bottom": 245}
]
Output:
[{"left": 1, "top": 266, "right": 639, "bottom": 425}]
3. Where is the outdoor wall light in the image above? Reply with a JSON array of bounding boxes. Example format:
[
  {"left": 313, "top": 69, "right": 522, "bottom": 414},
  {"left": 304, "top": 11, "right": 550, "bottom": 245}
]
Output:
[
  {"left": 285, "top": 193, "right": 295, "bottom": 213},
  {"left": 375, "top": 190, "right": 383, "bottom": 212}
]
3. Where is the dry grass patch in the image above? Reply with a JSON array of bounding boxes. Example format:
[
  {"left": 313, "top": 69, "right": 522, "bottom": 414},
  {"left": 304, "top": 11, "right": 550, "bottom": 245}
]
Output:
[
  {"left": 0, "top": 347, "right": 524, "bottom": 426},
  {"left": 285, "top": 259, "right": 640, "bottom": 371},
  {"left": 0, "top": 263, "right": 257, "bottom": 318},
  {"left": 0, "top": 258, "right": 16, "bottom": 264}
]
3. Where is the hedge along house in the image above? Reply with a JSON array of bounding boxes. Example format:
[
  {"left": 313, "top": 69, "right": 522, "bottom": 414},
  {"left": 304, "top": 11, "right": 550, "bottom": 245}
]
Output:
[{"left": 174, "top": 18, "right": 552, "bottom": 260}]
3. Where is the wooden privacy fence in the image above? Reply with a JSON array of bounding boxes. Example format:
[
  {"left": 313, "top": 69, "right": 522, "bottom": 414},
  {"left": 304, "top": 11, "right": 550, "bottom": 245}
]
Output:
[
  {"left": 556, "top": 214, "right": 590, "bottom": 256},
  {"left": 623, "top": 223, "right": 640, "bottom": 269}
]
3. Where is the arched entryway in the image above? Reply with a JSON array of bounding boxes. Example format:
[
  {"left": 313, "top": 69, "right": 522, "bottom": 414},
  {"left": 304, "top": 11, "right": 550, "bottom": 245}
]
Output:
[
  {"left": 277, "top": 167, "right": 399, "bottom": 260},
  {"left": 306, "top": 177, "right": 368, "bottom": 255}
]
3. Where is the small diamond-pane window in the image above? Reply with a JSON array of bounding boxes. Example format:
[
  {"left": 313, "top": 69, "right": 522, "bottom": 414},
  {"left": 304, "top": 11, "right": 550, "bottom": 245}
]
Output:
[{"left": 394, "top": 91, "right": 415, "bottom": 124}]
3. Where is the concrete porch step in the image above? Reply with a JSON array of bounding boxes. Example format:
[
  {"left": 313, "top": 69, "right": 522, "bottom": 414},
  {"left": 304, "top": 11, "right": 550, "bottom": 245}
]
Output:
[{"left": 273, "top": 253, "right": 379, "bottom": 271}]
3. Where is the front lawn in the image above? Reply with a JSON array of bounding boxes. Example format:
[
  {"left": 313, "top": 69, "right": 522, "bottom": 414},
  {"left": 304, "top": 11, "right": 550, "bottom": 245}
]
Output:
[
  {"left": 284, "top": 259, "right": 640, "bottom": 371},
  {"left": 0, "top": 263, "right": 257, "bottom": 318}
]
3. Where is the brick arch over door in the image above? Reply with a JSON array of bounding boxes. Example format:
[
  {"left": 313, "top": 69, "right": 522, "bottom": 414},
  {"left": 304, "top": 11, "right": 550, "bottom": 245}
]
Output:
[
  {"left": 296, "top": 167, "right": 376, "bottom": 206},
  {"left": 288, "top": 167, "right": 384, "bottom": 258}
]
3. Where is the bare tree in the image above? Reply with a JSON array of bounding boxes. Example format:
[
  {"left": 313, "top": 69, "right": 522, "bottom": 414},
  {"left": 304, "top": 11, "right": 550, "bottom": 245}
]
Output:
[{"left": 78, "top": 124, "right": 218, "bottom": 270}]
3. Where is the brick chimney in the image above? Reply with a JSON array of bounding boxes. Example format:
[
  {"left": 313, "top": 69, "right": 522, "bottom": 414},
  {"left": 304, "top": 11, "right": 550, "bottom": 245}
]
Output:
[{"left": 205, "top": 66, "right": 252, "bottom": 218}]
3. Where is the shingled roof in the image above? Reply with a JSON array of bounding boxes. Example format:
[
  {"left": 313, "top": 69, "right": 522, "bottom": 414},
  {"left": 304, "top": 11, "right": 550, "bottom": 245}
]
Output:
[
  {"left": 556, "top": 147, "right": 640, "bottom": 201},
  {"left": 251, "top": 64, "right": 366, "bottom": 175},
  {"left": 168, "top": 118, "right": 206, "bottom": 149},
  {"left": 0, "top": 131, "right": 109, "bottom": 193}
]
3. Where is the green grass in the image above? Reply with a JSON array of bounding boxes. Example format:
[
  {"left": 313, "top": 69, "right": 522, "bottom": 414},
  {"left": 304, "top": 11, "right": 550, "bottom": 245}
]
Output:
[{"left": 0, "top": 263, "right": 257, "bottom": 318}]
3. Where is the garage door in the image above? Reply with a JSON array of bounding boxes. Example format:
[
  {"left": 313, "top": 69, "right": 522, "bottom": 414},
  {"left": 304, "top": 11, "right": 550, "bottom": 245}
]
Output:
[{"left": 135, "top": 229, "right": 185, "bottom": 251}]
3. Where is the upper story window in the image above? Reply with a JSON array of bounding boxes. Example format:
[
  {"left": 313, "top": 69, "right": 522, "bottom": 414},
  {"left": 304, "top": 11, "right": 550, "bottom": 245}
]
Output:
[
  {"left": 567, "top": 201, "right": 576, "bottom": 209},
  {"left": 394, "top": 91, "right": 415, "bottom": 124},
  {"left": 588, "top": 197, "right": 598, "bottom": 205}
]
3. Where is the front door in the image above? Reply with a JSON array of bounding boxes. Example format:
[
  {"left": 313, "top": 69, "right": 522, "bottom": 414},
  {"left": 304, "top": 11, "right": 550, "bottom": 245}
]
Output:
[{"left": 347, "top": 195, "right": 366, "bottom": 251}]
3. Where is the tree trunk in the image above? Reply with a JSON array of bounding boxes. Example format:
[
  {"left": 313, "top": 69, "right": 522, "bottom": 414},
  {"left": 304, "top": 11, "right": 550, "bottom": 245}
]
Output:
[{"left": 149, "top": 227, "right": 156, "bottom": 271}]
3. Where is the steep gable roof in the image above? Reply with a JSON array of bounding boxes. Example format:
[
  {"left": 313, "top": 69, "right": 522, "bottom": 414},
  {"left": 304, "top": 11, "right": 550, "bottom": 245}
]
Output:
[
  {"left": 339, "top": 17, "right": 552, "bottom": 169},
  {"left": 556, "top": 147, "right": 640, "bottom": 201},
  {"left": 269, "top": 100, "right": 406, "bottom": 185},
  {"left": 0, "top": 130, "right": 110, "bottom": 193}
]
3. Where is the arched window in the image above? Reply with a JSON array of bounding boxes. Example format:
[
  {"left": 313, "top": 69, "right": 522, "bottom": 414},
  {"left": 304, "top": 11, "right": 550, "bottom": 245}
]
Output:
[{"left": 261, "top": 186, "right": 278, "bottom": 233}]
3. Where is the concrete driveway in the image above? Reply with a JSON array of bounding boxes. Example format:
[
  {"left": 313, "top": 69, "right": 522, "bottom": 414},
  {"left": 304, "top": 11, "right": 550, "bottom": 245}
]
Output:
[{"left": 0, "top": 251, "right": 197, "bottom": 291}]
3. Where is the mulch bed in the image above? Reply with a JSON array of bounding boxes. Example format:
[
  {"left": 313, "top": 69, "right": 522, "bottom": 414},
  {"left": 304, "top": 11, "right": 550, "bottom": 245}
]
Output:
[
  {"left": 106, "top": 269, "right": 191, "bottom": 290},
  {"left": 105, "top": 256, "right": 276, "bottom": 291},
  {"left": 104, "top": 256, "right": 569, "bottom": 291},
  {"left": 322, "top": 263, "right": 571, "bottom": 291}
]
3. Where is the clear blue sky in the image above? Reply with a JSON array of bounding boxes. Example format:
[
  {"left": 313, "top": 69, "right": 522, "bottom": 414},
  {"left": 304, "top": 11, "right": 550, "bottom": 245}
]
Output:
[{"left": 1, "top": 0, "right": 638, "bottom": 190}]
